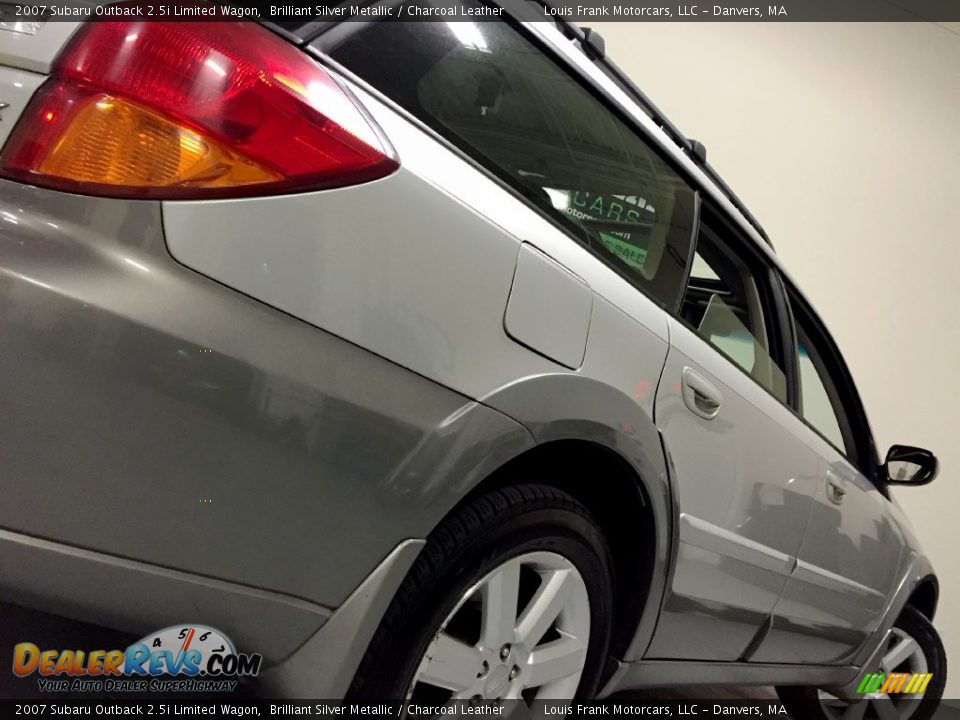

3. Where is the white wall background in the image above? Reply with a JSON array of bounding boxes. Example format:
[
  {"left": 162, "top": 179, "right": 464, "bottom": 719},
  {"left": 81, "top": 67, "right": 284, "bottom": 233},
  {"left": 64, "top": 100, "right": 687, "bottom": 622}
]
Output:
[{"left": 594, "top": 21, "right": 960, "bottom": 694}]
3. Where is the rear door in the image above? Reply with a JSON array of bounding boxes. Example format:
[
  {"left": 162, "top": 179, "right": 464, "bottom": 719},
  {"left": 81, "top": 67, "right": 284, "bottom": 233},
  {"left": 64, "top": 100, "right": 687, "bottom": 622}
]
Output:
[
  {"left": 647, "top": 205, "right": 823, "bottom": 660},
  {"left": 749, "top": 286, "right": 905, "bottom": 664}
]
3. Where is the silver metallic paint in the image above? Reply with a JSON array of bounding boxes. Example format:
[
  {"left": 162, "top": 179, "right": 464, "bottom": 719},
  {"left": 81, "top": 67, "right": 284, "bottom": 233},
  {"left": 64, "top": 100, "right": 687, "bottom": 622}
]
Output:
[
  {"left": 0, "top": 527, "right": 330, "bottom": 663},
  {"left": 749, "top": 428, "right": 906, "bottom": 664},
  {"left": 0, "top": 180, "right": 532, "bottom": 615},
  {"left": 504, "top": 243, "right": 593, "bottom": 370},
  {"left": 0, "top": 10, "right": 939, "bottom": 699},
  {"left": 648, "top": 318, "right": 821, "bottom": 661},
  {"left": 260, "top": 540, "right": 425, "bottom": 698},
  {"left": 0, "top": 65, "right": 44, "bottom": 147},
  {"left": 0, "top": 21, "right": 78, "bottom": 74}
]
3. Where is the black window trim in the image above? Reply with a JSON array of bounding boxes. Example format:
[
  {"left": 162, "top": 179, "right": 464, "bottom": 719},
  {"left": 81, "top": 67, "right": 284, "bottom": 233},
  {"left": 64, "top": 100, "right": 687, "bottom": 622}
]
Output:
[
  {"left": 780, "top": 279, "right": 882, "bottom": 482},
  {"left": 675, "top": 199, "right": 795, "bottom": 412},
  {"left": 770, "top": 265, "right": 800, "bottom": 411}
]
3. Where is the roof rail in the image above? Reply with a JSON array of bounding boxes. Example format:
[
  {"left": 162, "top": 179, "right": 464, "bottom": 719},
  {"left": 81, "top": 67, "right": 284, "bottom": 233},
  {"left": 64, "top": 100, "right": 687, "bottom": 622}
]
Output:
[{"left": 545, "top": 10, "right": 774, "bottom": 248}]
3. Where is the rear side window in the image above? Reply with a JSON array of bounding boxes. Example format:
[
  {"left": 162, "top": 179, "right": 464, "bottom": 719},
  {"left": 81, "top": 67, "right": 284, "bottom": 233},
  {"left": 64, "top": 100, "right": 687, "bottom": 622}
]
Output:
[
  {"left": 322, "top": 4, "right": 697, "bottom": 309},
  {"left": 788, "top": 292, "right": 855, "bottom": 458},
  {"left": 680, "top": 216, "right": 788, "bottom": 404},
  {"left": 796, "top": 326, "right": 847, "bottom": 453}
]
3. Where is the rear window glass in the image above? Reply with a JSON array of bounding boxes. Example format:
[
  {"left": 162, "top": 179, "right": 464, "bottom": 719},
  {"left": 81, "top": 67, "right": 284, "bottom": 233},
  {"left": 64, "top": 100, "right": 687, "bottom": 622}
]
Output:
[{"left": 322, "top": 3, "right": 697, "bottom": 310}]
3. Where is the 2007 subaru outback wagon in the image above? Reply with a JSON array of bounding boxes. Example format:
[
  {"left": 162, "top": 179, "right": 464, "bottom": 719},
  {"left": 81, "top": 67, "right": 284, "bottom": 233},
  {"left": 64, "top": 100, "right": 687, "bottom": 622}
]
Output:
[{"left": 0, "top": 3, "right": 945, "bottom": 717}]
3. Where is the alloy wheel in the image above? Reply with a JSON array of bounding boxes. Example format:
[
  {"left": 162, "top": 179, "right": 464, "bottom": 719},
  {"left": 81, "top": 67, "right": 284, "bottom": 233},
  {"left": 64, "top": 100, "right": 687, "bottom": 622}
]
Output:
[{"left": 407, "top": 551, "right": 591, "bottom": 702}]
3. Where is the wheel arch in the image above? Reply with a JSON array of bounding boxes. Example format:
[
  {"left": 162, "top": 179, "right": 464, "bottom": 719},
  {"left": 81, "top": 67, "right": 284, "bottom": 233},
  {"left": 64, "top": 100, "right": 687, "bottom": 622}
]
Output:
[
  {"left": 453, "top": 436, "right": 666, "bottom": 663},
  {"left": 462, "top": 373, "right": 675, "bottom": 663},
  {"left": 907, "top": 574, "right": 939, "bottom": 621}
]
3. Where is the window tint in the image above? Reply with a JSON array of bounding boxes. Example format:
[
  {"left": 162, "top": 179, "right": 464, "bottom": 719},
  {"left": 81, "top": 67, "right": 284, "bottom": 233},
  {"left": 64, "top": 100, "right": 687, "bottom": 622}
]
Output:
[
  {"left": 324, "top": 5, "right": 697, "bottom": 309},
  {"left": 793, "top": 311, "right": 851, "bottom": 455},
  {"left": 680, "top": 221, "right": 787, "bottom": 403}
]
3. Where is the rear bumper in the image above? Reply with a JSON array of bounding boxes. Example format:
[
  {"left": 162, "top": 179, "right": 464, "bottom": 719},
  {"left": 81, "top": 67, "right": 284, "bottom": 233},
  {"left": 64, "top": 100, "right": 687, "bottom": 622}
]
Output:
[
  {"left": 0, "top": 527, "right": 332, "bottom": 666},
  {"left": 1, "top": 530, "right": 424, "bottom": 699},
  {"left": 259, "top": 539, "right": 425, "bottom": 698}
]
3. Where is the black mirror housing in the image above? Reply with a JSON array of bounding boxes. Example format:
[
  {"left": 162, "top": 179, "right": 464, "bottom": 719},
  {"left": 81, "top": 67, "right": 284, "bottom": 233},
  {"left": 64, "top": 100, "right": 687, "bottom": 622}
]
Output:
[{"left": 884, "top": 445, "right": 939, "bottom": 486}]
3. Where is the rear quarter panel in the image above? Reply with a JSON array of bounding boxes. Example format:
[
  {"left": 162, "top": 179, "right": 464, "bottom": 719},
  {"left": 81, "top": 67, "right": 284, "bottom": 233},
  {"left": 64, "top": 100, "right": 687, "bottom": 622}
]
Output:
[{"left": 0, "top": 180, "right": 532, "bottom": 614}]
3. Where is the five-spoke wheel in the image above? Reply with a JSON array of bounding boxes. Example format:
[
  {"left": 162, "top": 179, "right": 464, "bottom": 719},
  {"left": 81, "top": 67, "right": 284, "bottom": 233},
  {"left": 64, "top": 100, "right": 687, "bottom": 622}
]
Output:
[
  {"left": 410, "top": 551, "right": 591, "bottom": 701},
  {"left": 347, "top": 485, "right": 614, "bottom": 702}
]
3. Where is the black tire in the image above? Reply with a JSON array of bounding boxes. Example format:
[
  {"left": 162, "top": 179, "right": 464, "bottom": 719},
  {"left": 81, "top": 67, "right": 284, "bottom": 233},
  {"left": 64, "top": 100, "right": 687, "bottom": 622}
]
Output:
[
  {"left": 776, "top": 605, "right": 946, "bottom": 720},
  {"left": 347, "top": 484, "right": 615, "bottom": 700}
]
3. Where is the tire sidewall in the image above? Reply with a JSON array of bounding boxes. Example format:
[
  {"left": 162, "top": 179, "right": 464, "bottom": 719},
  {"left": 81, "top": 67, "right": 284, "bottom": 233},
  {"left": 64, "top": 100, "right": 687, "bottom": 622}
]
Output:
[
  {"left": 898, "top": 607, "right": 946, "bottom": 720},
  {"left": 360, "top": 504, "right": 614, "bottom": 699}
]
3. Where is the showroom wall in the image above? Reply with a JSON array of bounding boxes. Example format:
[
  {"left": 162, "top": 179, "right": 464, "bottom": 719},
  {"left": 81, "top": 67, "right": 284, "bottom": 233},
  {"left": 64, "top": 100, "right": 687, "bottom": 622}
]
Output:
[{"left": 595, "top": 21, "right": 960, "bottom": 692}]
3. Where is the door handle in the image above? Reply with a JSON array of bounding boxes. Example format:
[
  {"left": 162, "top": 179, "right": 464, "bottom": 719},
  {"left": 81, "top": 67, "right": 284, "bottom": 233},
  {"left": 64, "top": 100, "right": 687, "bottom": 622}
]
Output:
[
  {"left": 681, "top": 367, "right": 723, "bottom": 420},
  {"left": 826, "top": 475, "right": 847, "bottom": 505}
]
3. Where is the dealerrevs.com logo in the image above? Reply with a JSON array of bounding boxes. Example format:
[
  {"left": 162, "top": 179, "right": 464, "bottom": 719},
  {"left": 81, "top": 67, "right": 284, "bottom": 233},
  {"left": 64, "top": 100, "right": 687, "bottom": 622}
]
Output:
[{"left": 12, "top": 625, "right": 262, "bottom": 693}]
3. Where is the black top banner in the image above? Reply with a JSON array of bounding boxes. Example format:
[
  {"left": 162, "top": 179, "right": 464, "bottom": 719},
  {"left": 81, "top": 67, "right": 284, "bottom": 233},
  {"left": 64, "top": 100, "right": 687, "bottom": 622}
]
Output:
[{"left": 3, "top": 0, "right": 960, "bottom": 23}]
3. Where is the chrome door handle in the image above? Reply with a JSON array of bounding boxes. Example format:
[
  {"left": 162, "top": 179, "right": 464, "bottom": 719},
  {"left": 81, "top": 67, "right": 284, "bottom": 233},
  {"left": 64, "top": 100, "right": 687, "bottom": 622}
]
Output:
[
  {"left": 826, "top": 476, "right": 847, "bottom": 505},
  {"left": 681, "top": 367, "right": 723, "bottom": 420}
]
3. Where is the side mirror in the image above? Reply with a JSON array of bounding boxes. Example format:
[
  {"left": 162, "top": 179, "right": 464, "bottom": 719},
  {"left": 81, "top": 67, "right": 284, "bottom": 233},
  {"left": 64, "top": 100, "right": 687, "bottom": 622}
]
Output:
[{"left": 884, "top": 445, "right": 939, "bottom": 486}]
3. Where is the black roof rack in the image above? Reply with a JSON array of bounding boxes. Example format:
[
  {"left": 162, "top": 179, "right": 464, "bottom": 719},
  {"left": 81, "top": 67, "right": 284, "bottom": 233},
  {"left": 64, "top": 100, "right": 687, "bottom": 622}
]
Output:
[{"left": 545, "top": 11, "right": 774, "bottom": 248}]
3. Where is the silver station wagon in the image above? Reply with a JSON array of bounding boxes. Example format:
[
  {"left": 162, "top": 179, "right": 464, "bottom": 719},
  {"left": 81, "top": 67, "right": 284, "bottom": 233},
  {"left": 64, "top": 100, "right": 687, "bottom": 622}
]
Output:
[{"left": 0, "top": 2, "right": 944, "bottom": 718}]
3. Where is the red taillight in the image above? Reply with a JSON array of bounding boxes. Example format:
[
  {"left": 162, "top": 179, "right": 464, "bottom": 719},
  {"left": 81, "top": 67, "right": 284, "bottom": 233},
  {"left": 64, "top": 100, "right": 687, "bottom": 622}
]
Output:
[{"left": 0, "top": 16, "right": 398, "bottom": 198}]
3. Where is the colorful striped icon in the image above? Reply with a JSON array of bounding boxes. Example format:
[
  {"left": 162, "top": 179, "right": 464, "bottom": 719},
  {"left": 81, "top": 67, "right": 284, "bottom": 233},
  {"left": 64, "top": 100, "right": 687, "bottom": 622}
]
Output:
[{"left": 857, "top": 672, "right": 933, "bottom": 695}]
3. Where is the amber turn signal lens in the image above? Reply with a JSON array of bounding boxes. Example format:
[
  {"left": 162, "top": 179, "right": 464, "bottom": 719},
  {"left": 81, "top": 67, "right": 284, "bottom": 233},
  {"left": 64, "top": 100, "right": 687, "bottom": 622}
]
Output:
[{"left": 38, "top": 93, "right": 279, "bottom": 190}]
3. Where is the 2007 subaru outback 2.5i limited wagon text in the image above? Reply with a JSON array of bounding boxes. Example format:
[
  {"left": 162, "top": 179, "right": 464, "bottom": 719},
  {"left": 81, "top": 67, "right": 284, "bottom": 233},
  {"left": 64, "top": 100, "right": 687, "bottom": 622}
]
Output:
[{"left": 0, "top": 3, "right": 945, "bottom": 717}]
